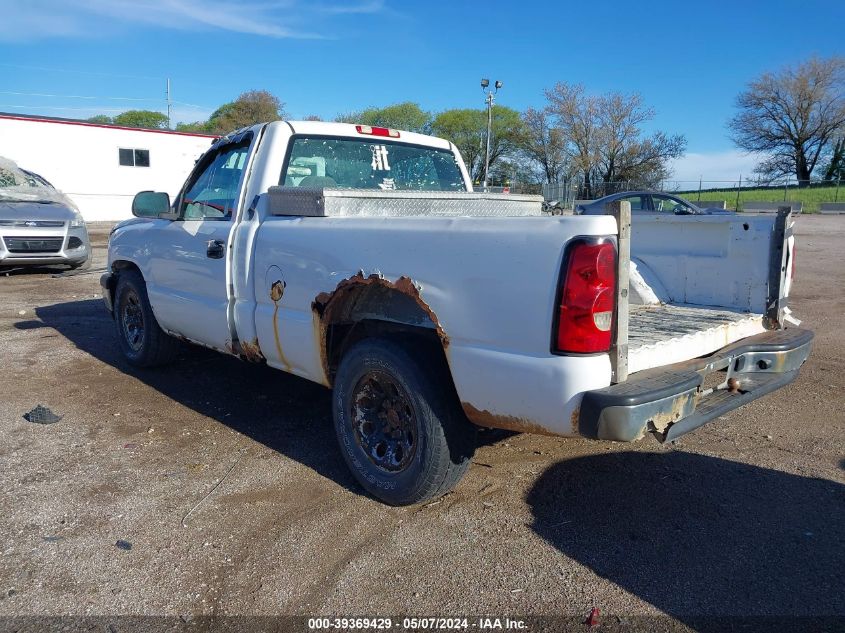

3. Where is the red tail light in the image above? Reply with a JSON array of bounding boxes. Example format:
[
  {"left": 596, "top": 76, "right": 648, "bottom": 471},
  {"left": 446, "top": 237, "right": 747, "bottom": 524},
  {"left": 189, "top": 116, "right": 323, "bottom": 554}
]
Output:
[
  {"left": 555, "top": 241, "right": 616, "bottom": 353},
  {"left": 355, "top": 125, "right": 400, "bottom": 138}
]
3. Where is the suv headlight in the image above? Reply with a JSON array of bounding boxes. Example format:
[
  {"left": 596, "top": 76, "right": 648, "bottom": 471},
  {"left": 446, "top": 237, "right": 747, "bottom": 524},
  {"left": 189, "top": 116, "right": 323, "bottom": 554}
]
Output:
[{"left": 69, "top": 211, "right": 85, "bottom": 228}]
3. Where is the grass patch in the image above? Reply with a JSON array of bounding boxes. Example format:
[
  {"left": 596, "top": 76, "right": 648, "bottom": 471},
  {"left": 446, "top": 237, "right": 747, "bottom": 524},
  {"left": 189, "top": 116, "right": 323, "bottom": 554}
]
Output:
[{"left": 676, "top": 184, "right": 843, "bottom": 213}]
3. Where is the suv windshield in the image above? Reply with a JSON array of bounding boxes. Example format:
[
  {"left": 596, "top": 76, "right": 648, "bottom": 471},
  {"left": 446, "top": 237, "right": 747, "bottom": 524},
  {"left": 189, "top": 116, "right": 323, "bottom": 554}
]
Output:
[
  {"left": 282, "top": 137, "right": 466, "bottom": 192},
  {"left": 0, "top": 157, "right": 64, "bottom": 204}
]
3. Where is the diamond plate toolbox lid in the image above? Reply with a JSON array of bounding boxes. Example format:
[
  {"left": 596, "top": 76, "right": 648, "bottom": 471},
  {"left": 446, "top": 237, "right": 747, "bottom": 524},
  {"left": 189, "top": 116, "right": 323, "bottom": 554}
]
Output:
[{"left": 268, "top": 186, "right": 544, "bottom": 218}]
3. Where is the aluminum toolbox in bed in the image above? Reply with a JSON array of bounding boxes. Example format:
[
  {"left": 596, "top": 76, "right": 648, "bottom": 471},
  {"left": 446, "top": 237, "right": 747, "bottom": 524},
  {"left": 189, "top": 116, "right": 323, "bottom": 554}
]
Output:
[{"left": 267, "top": 186, "right": 544, "bottom": 218}]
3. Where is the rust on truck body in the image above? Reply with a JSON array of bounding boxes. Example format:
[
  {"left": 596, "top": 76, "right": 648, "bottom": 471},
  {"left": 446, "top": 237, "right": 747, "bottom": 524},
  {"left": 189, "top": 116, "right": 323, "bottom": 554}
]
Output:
[
  {"left": 646, "top": 390, "right": 699, "bottom": 438},
  {"left": 270, "top": 280, "right": 292, "bottom": 370},
  {"left": 311, "top": 272, "right": 449, "bottom": 384},
  {"left": 239, "top": 338, "right": 266, "bottom": 363},
  {"left": 461, "top": 402, "right": 558, "bottom": 436}
]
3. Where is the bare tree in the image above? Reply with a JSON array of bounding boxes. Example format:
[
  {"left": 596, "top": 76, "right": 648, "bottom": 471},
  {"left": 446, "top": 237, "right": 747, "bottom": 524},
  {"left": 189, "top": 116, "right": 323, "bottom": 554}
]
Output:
[
  {"left": 520, "top": 107, "right": 568, "bottom": 183},
  {"left": 543, "top": 83, "right": 684, "bottom": 197},
  {"left": 595, "top": 92, "right": 652, "bottom": 184},
  {"left": 544, "top": 83, "right": 602, "bottom": 196},
  {"left": 728, "top": 56, "right": 845, "bottom": 184},
  {"left": 595, "top": 93, "right": 685, "bottom": 186}
]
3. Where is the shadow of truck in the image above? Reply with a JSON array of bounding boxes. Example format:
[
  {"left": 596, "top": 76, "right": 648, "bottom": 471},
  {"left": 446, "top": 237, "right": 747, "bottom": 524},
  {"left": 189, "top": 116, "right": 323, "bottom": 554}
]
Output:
[
  {"left": 31, "top": 298, "right": 362, "bottom": 495},
  {"left": 527, "top": 451, "right": 845, "bottom": 630}
]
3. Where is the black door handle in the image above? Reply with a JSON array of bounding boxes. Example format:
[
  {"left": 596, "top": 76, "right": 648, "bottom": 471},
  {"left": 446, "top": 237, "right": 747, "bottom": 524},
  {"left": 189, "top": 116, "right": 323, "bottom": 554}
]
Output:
[{"left": 206, "top": 239, "right": 225, "bottom": 259}]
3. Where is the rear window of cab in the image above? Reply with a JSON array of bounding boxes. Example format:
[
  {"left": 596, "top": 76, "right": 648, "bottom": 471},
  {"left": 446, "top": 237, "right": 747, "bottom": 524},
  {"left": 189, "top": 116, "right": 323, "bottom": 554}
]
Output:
[{"left": 281, "top": 136, "right": 466, "bottom": 192}]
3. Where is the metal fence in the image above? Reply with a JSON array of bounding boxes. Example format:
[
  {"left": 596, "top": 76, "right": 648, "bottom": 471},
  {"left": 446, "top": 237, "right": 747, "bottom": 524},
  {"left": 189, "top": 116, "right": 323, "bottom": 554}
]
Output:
[
  {"left": 538, "top": 177, "right": 844, "bottom": 213},
  {"left": 540, "top": 181, "right": 579, "bottom": 208},
  {"left": 482, "top": 184, "right": 543, "bottom": 195}
]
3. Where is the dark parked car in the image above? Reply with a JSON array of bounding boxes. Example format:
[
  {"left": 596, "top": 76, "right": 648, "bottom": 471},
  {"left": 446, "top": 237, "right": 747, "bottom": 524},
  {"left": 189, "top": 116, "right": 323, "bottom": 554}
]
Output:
[
  {"left": 0, "top": 157, "right": 91, "bottom": 269},
  {"left": 576, "top": 191, "right": 731, "bottom": 215}
]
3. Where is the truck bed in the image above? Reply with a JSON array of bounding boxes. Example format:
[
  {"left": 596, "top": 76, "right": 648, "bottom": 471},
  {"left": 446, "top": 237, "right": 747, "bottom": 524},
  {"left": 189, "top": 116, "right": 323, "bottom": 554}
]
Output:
[{"left": 628, "top": 303, "right": 765, "bottom": 374}]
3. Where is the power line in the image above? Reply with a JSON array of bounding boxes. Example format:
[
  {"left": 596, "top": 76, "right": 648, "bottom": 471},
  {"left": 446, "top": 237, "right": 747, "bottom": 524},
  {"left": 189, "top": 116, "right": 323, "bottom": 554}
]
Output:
[
  {"left": 172, "top": 100, "right": 213, "bottom": 110},
  {"left": 0, "top": 104, "right": 134, "bottom": 113},
  {"left": 0, "top": 90, "right": 212, "bottom": 111},
  {"left": 0, "top": 63, "right": 162, "bottom": 81},
  {"left": 0, "top": 90, "right": 153, "bottom": 102}
]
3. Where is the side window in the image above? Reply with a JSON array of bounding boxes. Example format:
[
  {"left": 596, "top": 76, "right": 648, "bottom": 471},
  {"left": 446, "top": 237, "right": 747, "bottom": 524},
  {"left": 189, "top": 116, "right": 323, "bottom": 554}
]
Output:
[
  {"left": 620, "top": 195, "right": 646, "bottom": 211},
  {"left": 134, "top": 149, "right": 150, "bottom": 167},
  {"left": 118, "top": 148, "right": 133, "bottom": 166},
  {"left": 118, "top": 148, "right": 150, "bottom": 167},
  {"left": 652, "top": 195, "right": 691, "bottom": 214},
  {"left": 180, "top": 144, "right": 250, "bottom": 220}
]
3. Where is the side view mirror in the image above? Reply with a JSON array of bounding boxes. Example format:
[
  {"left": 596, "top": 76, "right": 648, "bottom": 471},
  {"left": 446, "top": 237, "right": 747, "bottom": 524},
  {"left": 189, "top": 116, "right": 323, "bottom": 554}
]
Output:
[{"left": 132, "top": 191, "right": 171, "bottom": 218}]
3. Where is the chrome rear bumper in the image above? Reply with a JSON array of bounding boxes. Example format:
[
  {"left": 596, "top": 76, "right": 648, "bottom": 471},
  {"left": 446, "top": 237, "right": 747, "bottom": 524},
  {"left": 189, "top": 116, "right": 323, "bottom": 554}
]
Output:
[{"left": 578, "top": 328, "right": 813, "bottom": 442}]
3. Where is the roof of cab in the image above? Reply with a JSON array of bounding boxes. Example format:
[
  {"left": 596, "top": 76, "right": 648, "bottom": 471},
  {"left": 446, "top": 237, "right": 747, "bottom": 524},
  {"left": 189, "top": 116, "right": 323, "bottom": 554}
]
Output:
[{"left": 268, "top": 120, "right": 454, "bottom": 151}]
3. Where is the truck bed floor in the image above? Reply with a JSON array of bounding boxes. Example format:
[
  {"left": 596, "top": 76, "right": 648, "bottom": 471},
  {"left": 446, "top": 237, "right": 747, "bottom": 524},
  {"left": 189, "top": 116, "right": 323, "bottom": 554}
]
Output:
[{"left": 628, "top": 303, "right": 765, "bottom": 374}]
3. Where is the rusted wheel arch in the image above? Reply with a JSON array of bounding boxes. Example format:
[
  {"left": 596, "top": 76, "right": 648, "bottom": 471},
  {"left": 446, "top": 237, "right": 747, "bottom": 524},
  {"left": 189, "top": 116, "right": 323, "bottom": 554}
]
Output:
[{"left": 312, "top": 273, "right": 451, "bottom": 386}]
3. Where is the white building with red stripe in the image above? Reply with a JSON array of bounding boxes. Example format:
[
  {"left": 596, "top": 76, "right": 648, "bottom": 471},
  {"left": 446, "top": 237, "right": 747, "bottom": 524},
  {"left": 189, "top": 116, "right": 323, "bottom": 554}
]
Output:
[{"left": 0, "top": 112, "right": 216, "bottom": 221}]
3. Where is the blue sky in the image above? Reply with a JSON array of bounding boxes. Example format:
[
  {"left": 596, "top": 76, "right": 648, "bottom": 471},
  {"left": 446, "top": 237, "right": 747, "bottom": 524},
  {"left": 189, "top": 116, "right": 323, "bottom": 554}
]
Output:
[{"left": 1, "top": 0, "right": 843, "bottom": 183}]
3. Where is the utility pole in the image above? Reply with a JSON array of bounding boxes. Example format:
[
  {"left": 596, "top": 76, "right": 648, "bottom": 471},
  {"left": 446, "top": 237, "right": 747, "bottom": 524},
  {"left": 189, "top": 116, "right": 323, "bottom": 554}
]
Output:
[
  {"left": 480, "top": 78, "right": 502, "bottom": 191},
  {"left": 166, "top": 78, "right": 172, "bottom": 130}
]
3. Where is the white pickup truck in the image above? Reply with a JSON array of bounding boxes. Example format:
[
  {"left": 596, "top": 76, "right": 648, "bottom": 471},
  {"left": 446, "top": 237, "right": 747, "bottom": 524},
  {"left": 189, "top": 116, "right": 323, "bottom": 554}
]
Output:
[{"left": 101, "top": 121, "right": 812, "bottom": 505}]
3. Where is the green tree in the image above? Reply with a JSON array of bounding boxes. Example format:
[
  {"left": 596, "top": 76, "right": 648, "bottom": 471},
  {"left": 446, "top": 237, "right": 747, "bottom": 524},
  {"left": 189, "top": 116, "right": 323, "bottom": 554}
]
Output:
[
  {"left": 112, "top": 110, "right": 169, "bottom": 129},
  {"left": 489, "top": 156, "right": 541, "bottom": 188},
  {"left": 336, "top": 102, "right": 431, "bottom": 133},
  {"left": 86, "top": 114, "right": 113, "bottom": 124},
  {"left": 431, "top": 107, "right": 524, "bottom": 183},
  {"left": 176, "top": 120, "right": 213, "bottom": 133},
  {"left": 207, "top": 90, "right": 285, "bottom": 135},
  {"left": 822, "top": 137, "right": 845, "bottom": 181}
]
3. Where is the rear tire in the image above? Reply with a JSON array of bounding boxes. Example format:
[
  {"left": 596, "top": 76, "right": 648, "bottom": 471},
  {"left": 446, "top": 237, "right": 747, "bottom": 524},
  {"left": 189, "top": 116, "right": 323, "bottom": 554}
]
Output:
[
  {"left": 113, "top": 269, "right": 179, "bottom": 367},
  {"left": 333, "top": 338, "right": 476, "bottom": 505}
]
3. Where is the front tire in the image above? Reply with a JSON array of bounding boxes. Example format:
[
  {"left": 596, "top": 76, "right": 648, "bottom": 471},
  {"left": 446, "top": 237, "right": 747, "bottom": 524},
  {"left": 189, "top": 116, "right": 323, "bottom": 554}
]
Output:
[
  {"left": 113, "top": 269, "right": 179, "bottom": 367},
  {"left": 333, "top": 338, "right": 476, "bottom": 505}
]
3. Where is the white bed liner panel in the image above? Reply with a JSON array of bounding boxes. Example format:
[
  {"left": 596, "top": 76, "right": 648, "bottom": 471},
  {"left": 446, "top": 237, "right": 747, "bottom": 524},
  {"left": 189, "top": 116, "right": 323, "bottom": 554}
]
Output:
[
  {"left": 628, "top": 303, "right": 766, "bottom": 374},
  {"left": 630, "top": 214, "right": 777, "bottom": 314}
]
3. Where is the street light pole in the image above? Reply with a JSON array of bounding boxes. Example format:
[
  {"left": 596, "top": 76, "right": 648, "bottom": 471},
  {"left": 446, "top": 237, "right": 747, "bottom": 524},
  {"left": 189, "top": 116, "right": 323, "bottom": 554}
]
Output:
[{"left": 481, "top": 78, "right": 502, "bottom": 191}]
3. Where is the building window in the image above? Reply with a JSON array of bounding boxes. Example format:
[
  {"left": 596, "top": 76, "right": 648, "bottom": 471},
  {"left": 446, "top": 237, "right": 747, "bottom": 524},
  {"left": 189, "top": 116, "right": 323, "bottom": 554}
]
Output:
[{"left": 119, "top": 148, "right": 150, "bottom": 167}]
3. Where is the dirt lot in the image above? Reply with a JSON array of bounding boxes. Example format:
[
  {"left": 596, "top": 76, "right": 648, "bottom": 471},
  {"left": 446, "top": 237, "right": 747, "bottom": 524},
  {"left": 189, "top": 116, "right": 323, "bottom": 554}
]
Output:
[{"left": 0, "top": 218, "right": 843, "bottom": 627}]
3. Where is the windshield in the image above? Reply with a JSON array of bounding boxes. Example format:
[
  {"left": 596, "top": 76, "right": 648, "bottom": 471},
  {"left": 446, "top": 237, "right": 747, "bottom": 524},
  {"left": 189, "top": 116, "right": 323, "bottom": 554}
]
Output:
[
  {"left": 0, "top": 157, "right": 66, "bottom": 204},
  {"left": 281, "top": 136, "right": 466, "bottom": 192}
]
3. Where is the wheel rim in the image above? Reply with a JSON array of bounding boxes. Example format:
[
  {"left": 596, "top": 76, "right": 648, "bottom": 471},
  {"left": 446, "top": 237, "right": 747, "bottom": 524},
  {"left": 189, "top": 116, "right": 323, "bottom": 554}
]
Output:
[
  {"left": 351, "top": 371, "right": 418, "bottom": 473},
  {"left": 120, "top": 290, "right": 145, "bottom": 353}
]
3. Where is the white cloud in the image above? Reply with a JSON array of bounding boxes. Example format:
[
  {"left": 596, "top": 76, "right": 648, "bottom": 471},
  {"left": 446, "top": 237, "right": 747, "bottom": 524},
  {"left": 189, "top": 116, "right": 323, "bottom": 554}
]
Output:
[
  {"left": 668, "top": 150, "right": 762, "bottom": 187},
  {"left": 0, "top": 0, "right": 386, "bottom": 41}
]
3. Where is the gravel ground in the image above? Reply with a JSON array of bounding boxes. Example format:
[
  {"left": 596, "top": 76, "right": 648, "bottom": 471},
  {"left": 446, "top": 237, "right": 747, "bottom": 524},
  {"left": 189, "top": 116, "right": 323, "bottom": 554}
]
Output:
[{"left": 0, "top": 217, "right": 842, "bottom": 628}]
